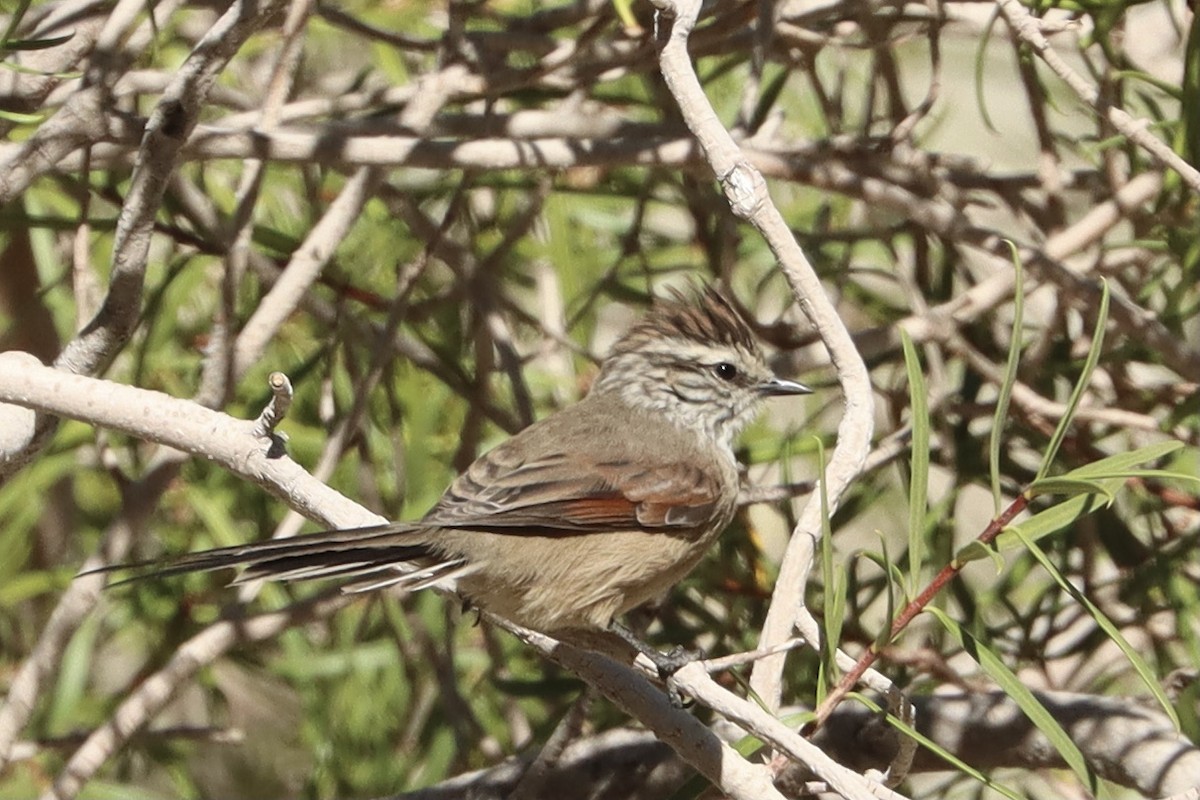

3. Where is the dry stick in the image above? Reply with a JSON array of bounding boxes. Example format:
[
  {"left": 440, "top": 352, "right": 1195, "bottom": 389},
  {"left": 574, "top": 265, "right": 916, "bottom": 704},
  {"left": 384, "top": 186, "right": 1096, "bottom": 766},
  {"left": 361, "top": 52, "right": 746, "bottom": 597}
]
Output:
[
  {"left": 9, "top": 725, "right": 242, "bottom": 763},
  {"left": 810, "top": 494, "right": 1031, "bottom": 729},
  {"left": 0, "top": 356, "right": 378, "bottom": 529},
  {"left": 645, "top": 0, "right": 875, "bottom": 713},
  {"left": 995, "top": 0, "right": 1200, "bottom": 195},
  {"left": 0, "top": 2, "right": 106, "bottom": 140},
  {"left": 250, "top": 371, "right": 294, "bottom": 439}
]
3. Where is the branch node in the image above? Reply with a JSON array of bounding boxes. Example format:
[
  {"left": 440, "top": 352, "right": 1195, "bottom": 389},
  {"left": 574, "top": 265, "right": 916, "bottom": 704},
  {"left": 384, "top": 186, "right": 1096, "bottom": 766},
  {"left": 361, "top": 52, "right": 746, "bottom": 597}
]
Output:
[
  {"left": 720, "top": 162, "right": 766, "bottom": 219},
  {"left": 252, "top": 371, "right": 293, "bottom": 443}
]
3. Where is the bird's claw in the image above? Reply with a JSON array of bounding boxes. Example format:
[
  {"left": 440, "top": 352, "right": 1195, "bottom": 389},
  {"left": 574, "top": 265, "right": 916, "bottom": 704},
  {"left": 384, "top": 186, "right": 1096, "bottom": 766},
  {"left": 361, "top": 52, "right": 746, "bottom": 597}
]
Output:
[{"left": 649, "top": 644, "right": 704, "bottom": 679}]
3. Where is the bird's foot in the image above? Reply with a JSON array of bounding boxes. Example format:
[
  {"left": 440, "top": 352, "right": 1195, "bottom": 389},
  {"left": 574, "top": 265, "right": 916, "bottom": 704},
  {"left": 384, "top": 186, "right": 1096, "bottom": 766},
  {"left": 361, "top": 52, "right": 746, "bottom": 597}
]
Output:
[
  {"left": 610, "top": 623, "right": 703, "bottom": 706},
  {"left": 653, "top": 646, "right": 704, "bottom": 708},
  {"left": 646, "top": 644, "right": 704, "bottom": 679}
]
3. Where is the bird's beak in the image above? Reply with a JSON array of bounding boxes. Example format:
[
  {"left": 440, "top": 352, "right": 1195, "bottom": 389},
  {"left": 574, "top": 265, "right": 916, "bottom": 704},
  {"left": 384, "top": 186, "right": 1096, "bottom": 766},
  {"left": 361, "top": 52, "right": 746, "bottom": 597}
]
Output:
[{"left": 759, "top": 377, "right": 812, "bottom": 396}]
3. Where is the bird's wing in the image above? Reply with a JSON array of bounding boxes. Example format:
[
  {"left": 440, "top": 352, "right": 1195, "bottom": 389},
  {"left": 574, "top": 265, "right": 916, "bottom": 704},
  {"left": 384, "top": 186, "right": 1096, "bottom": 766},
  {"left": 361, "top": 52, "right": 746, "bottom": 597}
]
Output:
[{"left": 422, "top": 441, "right": 727, "bottom": 533}]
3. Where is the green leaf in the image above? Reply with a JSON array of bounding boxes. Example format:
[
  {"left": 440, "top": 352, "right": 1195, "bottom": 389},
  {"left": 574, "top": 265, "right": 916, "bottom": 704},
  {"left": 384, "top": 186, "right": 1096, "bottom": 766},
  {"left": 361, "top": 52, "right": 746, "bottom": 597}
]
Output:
[
  {"left": 998, "top": 442, "right": 1196, "bottom": 553},
  {"left": 1025, "top": 477, "right": 1117, "bottom": 500},
  {"left": 1181, "top": 0, "right": 1200, "bottom": 166},
  {"left": 1012, "top": 528, "right": 1180, "bottom": 730},
  {"left": 954, "top": 538, "right": 1009, "bottom": 569},
  {"left": 0, "top": 568, "right": 68, "bottom": 605},
  {"left": 901, "top": 330, "right": 930, "bottom": 591},
  {"left": 1031, "top": 470, "right": 1198, "bottom": 498},
  {"left": 0, "top": 0, "right": 33, "bottom": 47},
  {"left": 0, "top": 32, "right": 74, "bottom": 51},
  {"left": 609, "top": 0, "right": 638, "bottom": 28},
  {"left": 973, "top": 7, "right": 1002, "bottom": 133},
  {"left": 850, "top": 693, "right": 1024, "bottom": 800},
  {"left": 0, "top": 108, "right": 44, "bottom": 124},
  {"left": 48, "top": 614, "right": 102, "bottom": 734},
  {"left": 817, "top": 437, "right": 841, "bottom": 698},
  {"left": 1060, "top": 440, "right": 1185, "bottom": 480},
  {"left": 992, "top": 243, "right": 1024, "bottom": 513},
  {"left": 874, "top": 537, "right": 897, "bottom": 651},
  {"left": 1026, "top": 441, "right": 1194, "bottom": 498},
  {"left": 929, "top": 607, "right": 1099, "bottom": 793},
  {"left": 1035, "top": 280, "right": 1110, "bottom": 482},
  {"left": 966, "top": 486, "right": 1121, "bottom": 560}
]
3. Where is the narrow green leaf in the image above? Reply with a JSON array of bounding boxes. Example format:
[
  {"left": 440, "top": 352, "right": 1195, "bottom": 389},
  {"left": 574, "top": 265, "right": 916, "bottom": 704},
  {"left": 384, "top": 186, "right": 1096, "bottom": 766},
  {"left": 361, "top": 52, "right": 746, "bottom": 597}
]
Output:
[
  {"left": 0, "top": 569, "right": 69, "bottom": 605},
  {"left": 973, "top": 7, "right": 1002, "bottom": 133},
  {"left": 874, "top": 537, "right": 897, "bottom": 651},
  {"left": 817, "top": 437, "right": 840, "bottom": 694},
  {"left": 1092, "top": 469, "right": 1200, "bottom": 484},
  {"left": 929, "top": 607, "right": 1099, "bottom": 793},
  {"left": 989, "top": 484, "right": 1121, "bottom": 554},
  {"left": 1181, "top": 1, "right": 1200, "bottom": 166},
  {"left": 954, "top": 539, "right": 1008, "bottom": 569},
  {"left": 1035, "top": 281, "right": 1110, "bottom": 482},
  {"left": 992, "top": 243, "right": 1024, "bottom": 513},
  {"left": 829, "top": 561, "right": 846, "bottom": 650},
  {"left": 0, "top": 32, "right": 74, "bottom": 51},
  {"left": 0, "top": 60, "right": 81, "bottom": 78},
  {"left": 1060, "top": 440, "right": 1184, "bottom": 480},
  {"left": 748, "top": 65, "right": 791, "bottom": 135},
  {"left": 48, "top": 615, "right": 102, "bottom": 734},
  {"left": 0, "top": 108, "right": 44, "bottom": 124},
  {"left": 1032, "top": 470, "right": 1198, "bottom": 498},
  {"left": 1025, "top": 477, "right": 1116, "bottom": 500},
  {"left": 851, "top": 693, "right": 1024, "bottom": 800},
  {"left": 900, "top": 329, "right": 930, "bottom": 591},
  {"left": 609, "top": 0, "right": 637, "bottom": 28},
  {"left": 1012, "top": 528, "right": 1180, "bottom": 729},
  {"left": 0, "top": 0, "right": 32, "bottom": 47}
]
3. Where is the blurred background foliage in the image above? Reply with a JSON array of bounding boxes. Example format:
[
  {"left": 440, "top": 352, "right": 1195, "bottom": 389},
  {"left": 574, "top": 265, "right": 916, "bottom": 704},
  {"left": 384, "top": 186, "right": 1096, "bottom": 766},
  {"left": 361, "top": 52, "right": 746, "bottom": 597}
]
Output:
[{"left": 0, "top": 0, "right": 1198, "bottom": 798}]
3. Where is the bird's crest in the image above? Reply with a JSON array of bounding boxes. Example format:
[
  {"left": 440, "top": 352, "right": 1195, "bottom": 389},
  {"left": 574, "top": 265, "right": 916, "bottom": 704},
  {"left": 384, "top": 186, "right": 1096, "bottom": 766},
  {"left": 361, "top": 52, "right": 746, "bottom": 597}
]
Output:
[{"left": 611, "top": 285, "right": 761, "bottom": 358}]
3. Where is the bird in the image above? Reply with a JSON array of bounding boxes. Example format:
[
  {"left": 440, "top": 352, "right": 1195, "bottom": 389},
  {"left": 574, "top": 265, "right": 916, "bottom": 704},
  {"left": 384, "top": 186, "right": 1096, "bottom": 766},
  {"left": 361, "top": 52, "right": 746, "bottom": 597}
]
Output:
[{"left": 101, "top": 285, "right": 810, "bottom": 673}]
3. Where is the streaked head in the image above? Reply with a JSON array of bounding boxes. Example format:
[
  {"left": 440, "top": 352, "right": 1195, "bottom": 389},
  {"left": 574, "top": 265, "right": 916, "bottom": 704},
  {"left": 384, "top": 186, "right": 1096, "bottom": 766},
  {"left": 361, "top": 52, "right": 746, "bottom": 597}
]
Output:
[{"left": 591, "top": 286, "right": 810, "bottom": 448}]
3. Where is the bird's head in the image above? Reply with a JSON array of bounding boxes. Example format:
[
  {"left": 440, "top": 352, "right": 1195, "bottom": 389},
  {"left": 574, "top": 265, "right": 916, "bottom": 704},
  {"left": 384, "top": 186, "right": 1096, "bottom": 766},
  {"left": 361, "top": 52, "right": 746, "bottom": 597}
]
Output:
[{"left": 591, "top": 286, "right": 811, "bottom": 450}]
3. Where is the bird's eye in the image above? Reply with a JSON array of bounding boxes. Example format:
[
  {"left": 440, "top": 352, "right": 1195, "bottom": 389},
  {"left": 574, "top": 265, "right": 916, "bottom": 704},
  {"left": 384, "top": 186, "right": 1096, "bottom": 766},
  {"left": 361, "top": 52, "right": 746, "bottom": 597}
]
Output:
[{"left": 713, "top": 362, "right": 739, "bottom": 381}]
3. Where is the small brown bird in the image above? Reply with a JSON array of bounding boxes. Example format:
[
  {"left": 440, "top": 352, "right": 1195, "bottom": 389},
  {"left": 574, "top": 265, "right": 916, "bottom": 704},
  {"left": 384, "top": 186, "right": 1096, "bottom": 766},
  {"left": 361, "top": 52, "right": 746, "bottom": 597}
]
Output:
[{"left": 110, "top": 286, "right": 809, "bottom": 670}]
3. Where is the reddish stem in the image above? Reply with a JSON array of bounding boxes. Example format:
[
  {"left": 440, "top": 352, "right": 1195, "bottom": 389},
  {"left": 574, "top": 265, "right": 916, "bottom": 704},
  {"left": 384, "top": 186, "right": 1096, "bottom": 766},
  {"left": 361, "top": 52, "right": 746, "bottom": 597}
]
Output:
[{"left": 807, "top": 492, "right": 1031, "bottom": 731}]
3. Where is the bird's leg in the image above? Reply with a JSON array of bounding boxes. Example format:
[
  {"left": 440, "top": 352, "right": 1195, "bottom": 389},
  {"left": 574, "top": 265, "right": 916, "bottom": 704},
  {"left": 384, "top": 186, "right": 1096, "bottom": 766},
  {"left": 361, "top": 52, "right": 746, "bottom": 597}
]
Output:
[{"left": 610, "top": 622, "right": 703, "bottom": 678}]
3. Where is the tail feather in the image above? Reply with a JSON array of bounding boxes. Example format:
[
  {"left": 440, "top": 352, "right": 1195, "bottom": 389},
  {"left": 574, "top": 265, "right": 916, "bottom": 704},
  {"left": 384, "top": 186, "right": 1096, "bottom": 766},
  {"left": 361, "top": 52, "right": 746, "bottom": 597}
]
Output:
[
  {"left": 340, "top": 559, "right": 479, "bottom": 594},
  {"left": 84, "top": 523, "right": 443, "bottom": 588}
]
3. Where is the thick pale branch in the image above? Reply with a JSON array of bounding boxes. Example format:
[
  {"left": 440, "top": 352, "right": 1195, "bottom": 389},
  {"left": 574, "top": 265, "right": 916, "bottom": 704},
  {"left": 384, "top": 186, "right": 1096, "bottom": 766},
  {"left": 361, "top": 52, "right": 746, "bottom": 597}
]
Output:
[{"left": 0, "top": 353, "right": 375, "bottom": 529}]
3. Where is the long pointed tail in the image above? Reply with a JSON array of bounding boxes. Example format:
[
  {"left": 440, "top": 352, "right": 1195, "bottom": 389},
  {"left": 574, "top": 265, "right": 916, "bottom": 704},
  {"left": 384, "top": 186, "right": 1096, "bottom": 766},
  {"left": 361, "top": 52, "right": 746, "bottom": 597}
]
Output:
[{"left": 83, "top": 524, "right": 475, "bottom": 594}]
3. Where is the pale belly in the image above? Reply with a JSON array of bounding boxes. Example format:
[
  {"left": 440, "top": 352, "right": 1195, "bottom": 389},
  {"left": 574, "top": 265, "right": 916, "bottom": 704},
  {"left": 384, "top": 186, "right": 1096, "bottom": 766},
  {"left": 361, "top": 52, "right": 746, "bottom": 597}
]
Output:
[{"left": 448, "top": 525, "right": 723, "bottom": 633}]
